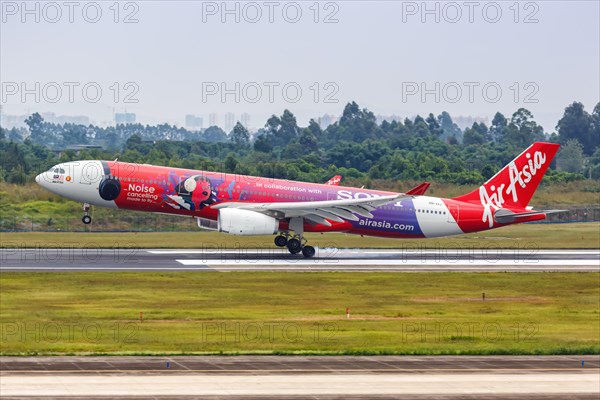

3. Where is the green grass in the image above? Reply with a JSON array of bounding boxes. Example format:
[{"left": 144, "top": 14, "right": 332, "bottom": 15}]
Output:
[
  {"left": 0, "top": 272, "right": 598, "bottom": 355},
  {"left": 1, "top": 222, "right": 599, "bottom": 249}
]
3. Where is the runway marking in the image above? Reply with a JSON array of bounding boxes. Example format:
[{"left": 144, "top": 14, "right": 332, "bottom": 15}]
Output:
[
  {"left": 148, "top": 249, "right": 600, "bottom": 255},
  {"left": 2, "top": 266, "right": 599, "bottom": 272},
  {"left": 176, "top": 259, "right": 600, "bottom": 266},
  {"left": 2, "top": 368, "right": 598, "bottom": 374}
]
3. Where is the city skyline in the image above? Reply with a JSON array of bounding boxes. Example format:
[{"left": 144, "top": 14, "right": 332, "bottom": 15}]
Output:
[
  {"left": 0, "top": 108, "right": 495, "bottom": 134},
  {"left": 1, "top": 1, "right": 598, "bottom": 132}
]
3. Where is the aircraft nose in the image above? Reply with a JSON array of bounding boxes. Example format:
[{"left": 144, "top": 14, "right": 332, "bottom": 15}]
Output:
[{"left": 35, "top": 172, "right": 48, "bottom": 187}]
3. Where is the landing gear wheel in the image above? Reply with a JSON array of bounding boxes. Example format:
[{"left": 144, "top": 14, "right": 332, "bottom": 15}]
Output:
[
  {"left": 274, "top": 235, "right": 288, "bottom": 247},
  {"left": 287, "top": 238, "right": 302, "bottom": 254},
  {"left": 82, "top": 215, "right": 92, "bottom": 225},
  {"left": 301, "top": 245, "right": 316, "bottom": 258}
]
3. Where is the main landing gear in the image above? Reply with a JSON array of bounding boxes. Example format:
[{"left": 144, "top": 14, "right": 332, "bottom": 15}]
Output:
[
  {"left": 82, "top": 203, "right": 92, "bottom": 224},
  {"left": 273, "top": 217, "right": 316, "bottom": 258}
]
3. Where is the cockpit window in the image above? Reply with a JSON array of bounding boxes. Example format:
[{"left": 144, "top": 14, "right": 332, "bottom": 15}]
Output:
[{"left": 51, "top": 167, "right": 65, "bottom": 174}]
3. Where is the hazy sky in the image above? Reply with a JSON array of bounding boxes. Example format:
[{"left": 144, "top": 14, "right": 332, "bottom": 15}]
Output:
[{"left": 1, "top": 0, "right": 599, "bottom": 131}]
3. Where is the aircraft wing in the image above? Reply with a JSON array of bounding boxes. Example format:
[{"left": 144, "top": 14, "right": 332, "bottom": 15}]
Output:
[{"left": 211, "top": 194, "right": 407, "bottom": 226}]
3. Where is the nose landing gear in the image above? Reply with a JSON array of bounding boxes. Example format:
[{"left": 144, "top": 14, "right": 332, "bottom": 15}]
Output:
[{"left": 82, "top": 203, "right": 91, "bottom": 224}]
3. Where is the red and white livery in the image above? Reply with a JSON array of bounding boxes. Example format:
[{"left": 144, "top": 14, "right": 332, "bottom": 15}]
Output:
[{"left": 36, "top": 142, "right": 564, "bottom": 257}]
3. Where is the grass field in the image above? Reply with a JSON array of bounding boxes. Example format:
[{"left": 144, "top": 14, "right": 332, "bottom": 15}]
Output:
[
  {"left": 1, "top": 222, "right": 599, "bottom": 249},
  {"left": 0, "top": 272, "right": 598, "bottom": 355}
]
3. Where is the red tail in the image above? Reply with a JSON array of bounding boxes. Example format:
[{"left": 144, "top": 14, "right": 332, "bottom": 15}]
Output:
[{"left": 453, "top": 142, "right": 560, "bottom": 209}]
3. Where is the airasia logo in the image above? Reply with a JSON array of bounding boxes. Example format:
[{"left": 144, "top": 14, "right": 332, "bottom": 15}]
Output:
[
  {"left": 128, "top": 183, "right": 155, "bottom": 193},
  {"left": 479, "top": 151, "right": 546, "bottom": 228}
]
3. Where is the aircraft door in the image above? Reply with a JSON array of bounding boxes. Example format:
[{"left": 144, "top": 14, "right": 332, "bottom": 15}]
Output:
[{"left": 447, "top": 204, "right": 459, "bottom": 223}]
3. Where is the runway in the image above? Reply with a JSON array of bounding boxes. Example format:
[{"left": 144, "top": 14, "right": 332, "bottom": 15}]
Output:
[
  {"left": 1, "top": 356, "right": 598, "bottom": 398},
  {"left": 1, "top": 248, "right": 598, "bottom": 272}
]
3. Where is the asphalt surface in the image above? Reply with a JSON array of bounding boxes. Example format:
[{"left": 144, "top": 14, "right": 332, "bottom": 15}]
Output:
[
  {"left": 2, "top": 355, "right": 598, "bottom": 375},
  {"left": 1, "top": 356, "right": 598, "bottom": 399},
  {"left": 0, "top": 248, "right": 598, "bottom": 272}
]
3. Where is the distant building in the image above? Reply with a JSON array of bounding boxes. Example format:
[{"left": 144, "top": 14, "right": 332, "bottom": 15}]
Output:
[
  {"left": 453, "top": 115, "right": 489, "bottom": 130},
  {"left": 224, "top": 112, "right": 235, "bottom": 132},
  {"left": 376, "top": 114, "right": 402, "bottom": 125},
  {"left": 115, "top": 113, "right": 136, "bottom": 125},
  {"left": 185, "top": 114, "right": 204, "bottom": 130},
  {"left": 240, "top": 112, "right": 251, "bottom": 129},
  {"left": 0, "top": 114, "right": 27, "bottom": 128},
  {"left": 54, "top": 115, "right": 90, "bottom": 125},
  {"left": 208, "top": 113, "right": 219, "bottom": 127},
  {"left": 0, "top": 112, "right": 89, "bottom": 128},
  {"left": 318, "top": 114, "right": 338, "bottom": 129}
]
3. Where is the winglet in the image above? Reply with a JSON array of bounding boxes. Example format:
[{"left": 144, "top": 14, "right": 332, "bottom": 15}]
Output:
[{"left": 406, "top": 182, "right": 430, "bottom": 196}]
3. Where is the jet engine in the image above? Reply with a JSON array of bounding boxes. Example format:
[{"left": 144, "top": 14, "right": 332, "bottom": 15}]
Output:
[
  {"left": 98, "top": 177, "right": 121, "bottom": 201},
  {"left": 218, "top": 208, "right": 278, "bottom": 235}
]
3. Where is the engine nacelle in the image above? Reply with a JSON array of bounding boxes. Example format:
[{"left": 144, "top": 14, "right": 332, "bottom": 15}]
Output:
[{"left": 218, "top": 208, "right": 278, "bottom": 235}]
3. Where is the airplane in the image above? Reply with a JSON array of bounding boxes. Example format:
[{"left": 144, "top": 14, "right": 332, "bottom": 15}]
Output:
[
  {"left": 326, "top": 175, "right": 430, "bottom": 195},
  {"left": 35, "top": 142, "right": 565, "bottom": 258}
]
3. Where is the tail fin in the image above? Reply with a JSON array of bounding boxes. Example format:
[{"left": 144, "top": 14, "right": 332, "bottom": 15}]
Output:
[
  {"left": 453, "top": 142, "right": 560, "bottom": 209},
  {"left": 325, "top": 175, "right": 342, "bottom": 186}
]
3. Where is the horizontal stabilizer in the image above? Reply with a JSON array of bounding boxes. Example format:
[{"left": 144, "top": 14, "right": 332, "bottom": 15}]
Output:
[{"left": 494, "top": 209, "right": 568, "bottom": 224}]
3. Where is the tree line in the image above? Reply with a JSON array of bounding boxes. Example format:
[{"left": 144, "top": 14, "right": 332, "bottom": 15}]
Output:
[{"left": 1, "top": 101, "right": 599, "bottom": 186}]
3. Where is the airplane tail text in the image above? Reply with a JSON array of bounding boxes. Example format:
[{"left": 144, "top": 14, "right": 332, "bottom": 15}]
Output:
[{"left": 453, "top": 142, "right": 560, "bottom": 210}]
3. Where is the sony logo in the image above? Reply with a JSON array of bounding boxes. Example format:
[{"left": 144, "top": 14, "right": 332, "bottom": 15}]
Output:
[
  {"left": 337, "top": 190, "right": 382, "bottom": 200},
  {"left": 128, "top": 183, "right": 156, "bottom": 193}
]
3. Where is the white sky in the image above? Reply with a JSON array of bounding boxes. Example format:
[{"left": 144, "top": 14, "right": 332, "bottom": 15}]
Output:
[{"left": 1, "top": 0, "right": 599, "bottom": 131}]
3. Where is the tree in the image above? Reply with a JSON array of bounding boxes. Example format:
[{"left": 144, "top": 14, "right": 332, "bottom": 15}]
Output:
[
  {"left": 591, "top": 102, "right": 600, "bottom": 149},
  {"left": 425, "top": 113, "right": 442, "bottom": 137},
  {"left": 262, "top": 110, "right": 300, "bottom": 148},
  {"left": 463, "top": 123, "right": 486, "bottom": 145},
  {"left": 503, "top": 108, "right": 544, "bottom": 148},
  {"left": 230, "top": 122, "right": 250, "bottom": 146},
  {"left": 298, "top": 129, "right": 318, "bottom": 154},
  {"left": 202, "top": 126, "right": 228, "bottom": 143},
  {"left": 223, "top": 153, "right": 238, "bottom": 172},
  {"left": 489, "top": 112, "right": 507, "bottom": 143},
  {"left": 437, "top": 111, "right": 462, "bottom": 140},
  {"left": 556, "top": 139, "right": 585, "bottom": 173},
  {"left": 253, "top": 133, "right": 273, "bottom": 153},
  {"left": 556, "top": 102, "right": 595, "bottom": 155}
]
